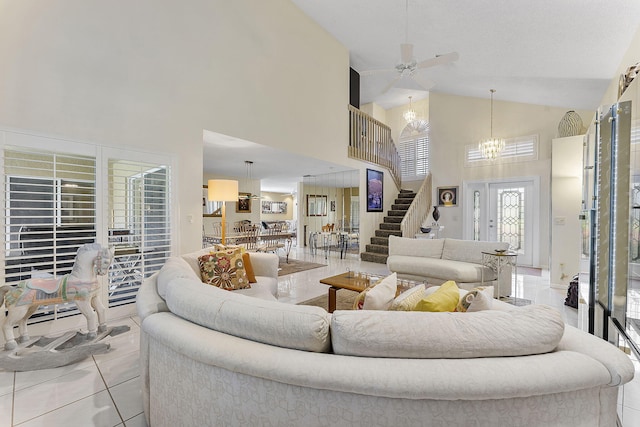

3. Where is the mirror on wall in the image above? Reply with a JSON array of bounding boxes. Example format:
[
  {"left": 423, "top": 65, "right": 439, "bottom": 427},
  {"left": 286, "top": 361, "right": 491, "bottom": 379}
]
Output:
[{"left": 302, "top": 170, "right": 359, "bottom": 246}]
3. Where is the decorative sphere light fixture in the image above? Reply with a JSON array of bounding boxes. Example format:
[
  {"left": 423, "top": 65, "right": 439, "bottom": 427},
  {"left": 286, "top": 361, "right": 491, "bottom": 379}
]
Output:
[
  {"left": 478, "top": 89, "right": 505, "bottom": 161},
  {"left": 403, "top": 96, "right": 417, "bottom": 123}
]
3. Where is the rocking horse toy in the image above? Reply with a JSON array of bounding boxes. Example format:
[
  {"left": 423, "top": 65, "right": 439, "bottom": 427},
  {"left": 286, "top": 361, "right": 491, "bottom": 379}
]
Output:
[{"left": 0, "top": 243, "right": 129, "bottom": 371}]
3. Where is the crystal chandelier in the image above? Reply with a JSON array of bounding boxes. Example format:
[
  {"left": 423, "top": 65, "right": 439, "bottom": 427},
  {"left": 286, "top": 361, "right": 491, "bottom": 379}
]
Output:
[
  {"left": 478, "top": 89, "right": 505, "bottom": 160},
  {"left": 403, "top": 96, "right": 417, "bottom": 123}
]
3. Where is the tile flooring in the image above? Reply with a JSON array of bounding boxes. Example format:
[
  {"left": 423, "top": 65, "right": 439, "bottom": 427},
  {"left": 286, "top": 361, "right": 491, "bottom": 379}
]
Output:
[{"left": 0, "top": 246, "right": 639, "bottom": 426}]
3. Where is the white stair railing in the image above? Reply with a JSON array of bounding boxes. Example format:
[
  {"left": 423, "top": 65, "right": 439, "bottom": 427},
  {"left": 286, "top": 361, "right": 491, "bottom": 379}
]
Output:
[{"left": 400, "top": 173, "right": 433, "bottom": 237}]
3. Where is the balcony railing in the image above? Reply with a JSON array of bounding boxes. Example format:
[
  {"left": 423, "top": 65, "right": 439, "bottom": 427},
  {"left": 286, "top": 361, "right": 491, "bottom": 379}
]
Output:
[{"left": 348, "top": 105, "right": 401, "bottom": 188}]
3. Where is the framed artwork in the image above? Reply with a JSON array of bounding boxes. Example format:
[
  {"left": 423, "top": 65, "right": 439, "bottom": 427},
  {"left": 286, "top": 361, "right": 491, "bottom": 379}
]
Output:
[
  {"left": 261, "top": 201, "right": 287, "bottom": 214},
  {"left": 366, "top": 168, "right": 383, "bottom": 212},
  {"left": 307, "top": 194, "right": 327, "bottom": 216},
  {"left": 236, "top": 193, "right": 251, "bottom": 213},
  {"left": 330, "top": 200, "right": 336, "bottom": 212},
  {"left": 437, "top": 186, "right": 458, "bottom": 207},
  {"left": 202, "top": 185, "right": 222, "bottom": 217}
]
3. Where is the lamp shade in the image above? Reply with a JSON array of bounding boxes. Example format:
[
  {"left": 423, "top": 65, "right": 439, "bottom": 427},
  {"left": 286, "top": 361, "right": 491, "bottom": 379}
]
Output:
[{"left": 208, "top": 179, "right": 238, "bottom": 201}]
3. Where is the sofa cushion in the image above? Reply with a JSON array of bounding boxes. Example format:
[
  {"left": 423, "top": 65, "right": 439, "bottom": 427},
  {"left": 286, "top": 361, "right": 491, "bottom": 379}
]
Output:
[
  {"left": 165, "top": 278, "right": 331, "bottom": 353},
  {"left": 414, "top": 280, "right": 460, "bottom": 312},
  {"left": 181, "top": 247, "right": 219, "bottom": 276},
  {"left": 198, "top": 248, "right": 250, "bottom": 290},
  {"left": 331, "top": 304, "right": 564, "bottom": 358},
  {"left": 388, "top": 256, "right": 496, "bottom": 282},
  {"left": 388, "top": 235, "right": 444, "bottom": 258},
  {"left": 156, "top": 256, "right": 201, "bottom": 299},
  {"left": 457, "top": 288, "right": 493, "bottom": 312},
  {"left": 389, "top": 284, "right": 425, "bottom": 311},
  {"left": 362, "top": 273, "right": 398, "bottom": 310},
  {"left": 441, "top": 238, "right": 509, "bottom": 264}
]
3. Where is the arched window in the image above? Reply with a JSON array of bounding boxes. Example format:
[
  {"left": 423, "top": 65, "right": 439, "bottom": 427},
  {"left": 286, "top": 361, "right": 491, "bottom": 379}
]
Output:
[{"left": 399, "top": 119, "right": 429, "bottom": 180}]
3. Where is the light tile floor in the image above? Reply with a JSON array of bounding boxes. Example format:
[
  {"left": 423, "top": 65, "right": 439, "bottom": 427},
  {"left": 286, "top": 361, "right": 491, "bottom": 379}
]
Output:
[{"left": 0, "top": 246, "right": 638, "bottom": 426}]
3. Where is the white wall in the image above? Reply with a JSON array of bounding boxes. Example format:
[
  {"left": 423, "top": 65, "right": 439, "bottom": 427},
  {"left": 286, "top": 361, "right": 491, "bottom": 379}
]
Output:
[
  {"left": 428, "top": 92, "right": 592, "bottom": 268},
  {"left": 0, "top": 0, "right": 351, "bottom": 254},
  {"left": 550, "top": 136, "right": 583, "bottom": 287}
]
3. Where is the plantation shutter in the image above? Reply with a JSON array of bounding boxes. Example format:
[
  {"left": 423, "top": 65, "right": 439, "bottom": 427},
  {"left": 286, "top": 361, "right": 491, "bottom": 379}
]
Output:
[
  {"left": 3, "top": 146, "right": 97, "bottom": 322},
  {"left": 107, "top": 160, "right": 171, "bottom": 307},
  {"left": 399, "top": 126, "right": 429, "bottom": 181}
]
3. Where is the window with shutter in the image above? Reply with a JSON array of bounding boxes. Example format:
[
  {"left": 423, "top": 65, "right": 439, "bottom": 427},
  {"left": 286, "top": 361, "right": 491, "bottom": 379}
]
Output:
[
  {"left": 2, "top": 138, "right": 173, "bottom": 324},
  {"left": 399, "top": 120, "right": 430, "bottom": 181},
  {"left": 465, "top": 135, "right": 539, "bottom": 166}
]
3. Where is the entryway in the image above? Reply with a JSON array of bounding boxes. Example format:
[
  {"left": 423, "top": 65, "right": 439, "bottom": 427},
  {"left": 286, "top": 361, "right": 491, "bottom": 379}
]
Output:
[{"left": 463, "top": 177, "right": 539, "bottom": 266}]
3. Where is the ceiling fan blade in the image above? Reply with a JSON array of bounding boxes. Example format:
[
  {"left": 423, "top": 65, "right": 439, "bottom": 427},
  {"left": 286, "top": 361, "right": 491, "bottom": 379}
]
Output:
[
  {"left": 416, "top": 51, "right": 459, "bottom": 70},
  {"left": 400, "top": 43, "right": 413, "bottom": 64},
  {"left": 382, "top": 76, "right": 401, "bottom": 93},
  {"left": 360, "top": 68, "right": 397, "bottom": 76},
  {"left": 394, "top": 76, "right": 431, "bottom": 91},
  {"left": 411, "top": 75, "right": 435, "bottom": 91}
]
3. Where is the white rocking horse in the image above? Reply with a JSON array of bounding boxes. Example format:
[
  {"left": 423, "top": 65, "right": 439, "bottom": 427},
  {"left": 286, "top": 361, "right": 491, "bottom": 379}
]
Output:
[{"left": 0, "top": 243, "right": 114, "bottom": 351}]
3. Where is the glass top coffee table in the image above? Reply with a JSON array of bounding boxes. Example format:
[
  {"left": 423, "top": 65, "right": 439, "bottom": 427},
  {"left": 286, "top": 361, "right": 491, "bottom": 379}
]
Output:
[{"left": 319, "top": 272, "right": 375, "bottom": 313}]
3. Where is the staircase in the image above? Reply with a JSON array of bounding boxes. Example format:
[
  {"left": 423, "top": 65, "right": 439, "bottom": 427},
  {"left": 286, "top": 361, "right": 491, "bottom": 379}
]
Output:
[{"left": 360, "top": 189, "right": 416, "bottom": 264}]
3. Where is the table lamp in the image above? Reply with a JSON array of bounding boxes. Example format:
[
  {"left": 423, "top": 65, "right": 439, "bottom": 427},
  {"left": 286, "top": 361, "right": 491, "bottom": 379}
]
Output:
[{"left": 208, "top": 179, "right": 239, "bottom": 245}]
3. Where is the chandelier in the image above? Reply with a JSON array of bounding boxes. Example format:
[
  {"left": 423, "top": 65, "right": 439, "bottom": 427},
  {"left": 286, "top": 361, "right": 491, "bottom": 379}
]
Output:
[
  {"left": 478, "top": 89, "right": 505, "bottom": 160},
  {"left": 403, "top": 96, "right": 417, "bottom": 123}
]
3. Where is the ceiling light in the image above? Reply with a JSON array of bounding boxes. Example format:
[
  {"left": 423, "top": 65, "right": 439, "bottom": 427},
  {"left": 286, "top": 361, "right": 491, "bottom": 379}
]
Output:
[
  {"left": 403, "top": 96, "right": 417, "bottom": 123},
  {"left": 478, "top": 89, "right": 505, "bottom": 161}
]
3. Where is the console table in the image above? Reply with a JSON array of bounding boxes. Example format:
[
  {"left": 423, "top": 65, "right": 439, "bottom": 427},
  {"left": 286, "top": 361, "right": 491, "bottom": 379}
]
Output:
[{"left": 481, "top": 251, "right": 518, "bottom": 298}]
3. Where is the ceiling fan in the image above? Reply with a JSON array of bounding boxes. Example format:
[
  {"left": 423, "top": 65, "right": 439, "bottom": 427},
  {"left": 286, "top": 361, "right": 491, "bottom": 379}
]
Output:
[{"left": 360, "top": 0, "right": 459, "bottom": 93}]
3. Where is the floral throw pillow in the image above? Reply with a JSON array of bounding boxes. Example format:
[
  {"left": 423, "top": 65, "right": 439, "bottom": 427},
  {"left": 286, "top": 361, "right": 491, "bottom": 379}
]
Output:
[{"left": 198, "top": 248, "right": 250, "bottom": 290}]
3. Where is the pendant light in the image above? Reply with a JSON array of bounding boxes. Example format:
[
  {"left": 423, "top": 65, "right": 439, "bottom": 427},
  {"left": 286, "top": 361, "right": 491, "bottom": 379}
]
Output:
[
  {"left": 478, "top": 89, "right": 505, "bottom": 160},
  {"left": 403, "top": 96, "right": 417, "bottom": 123}
]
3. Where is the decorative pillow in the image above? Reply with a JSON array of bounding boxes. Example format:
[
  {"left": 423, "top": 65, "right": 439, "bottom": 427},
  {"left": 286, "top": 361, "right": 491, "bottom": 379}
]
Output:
[
  {"left": 362, "top": 273, "right": 398, "bottom": 310},
  {"left": 413, "top": 280, "right": 459, "bottom": 312},
  {"left": 198, "top": 248, "right": 250, "bottom": 290},
  {"left": 242, "top": 252, "right": 257, "bottom": 283},
  {"left": 389, "top": 284, "right": 425, "bottom": 311},
  {"left": 457, "top": 287, "right": 493, "bottom": 312}
]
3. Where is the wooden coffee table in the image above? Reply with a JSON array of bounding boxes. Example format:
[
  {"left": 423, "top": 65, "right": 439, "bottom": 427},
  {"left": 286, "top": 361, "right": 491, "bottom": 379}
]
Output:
[{"left": 319, "top": 272, "right": 373, "bottom": 313}]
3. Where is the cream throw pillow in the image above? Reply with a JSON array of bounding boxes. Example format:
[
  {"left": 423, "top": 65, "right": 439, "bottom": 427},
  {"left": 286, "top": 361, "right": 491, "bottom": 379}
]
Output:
[
  {"left": 389, "top": 284, "right": 425, "bottom": 311},
  {"left": 362, "top": 273, "right": 398, "bottom": 310}
]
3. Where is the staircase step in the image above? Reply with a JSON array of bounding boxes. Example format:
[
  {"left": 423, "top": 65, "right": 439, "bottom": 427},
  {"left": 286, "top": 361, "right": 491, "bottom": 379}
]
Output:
[
  {"left": 394, "top": 198, "right": 413, "bottom": 205},
  {"left": 388, "top": 210, "right": 408, "bottom": 217},
  {"left": 365, "top": 244, "right": 388, "bottom": 254},
  {"left": 380, "top": 223, "right": 401, "bottom": 231},
  {"left": 383, "top": 216, "right": 403, "bottom": 224},
  {"left": 391, "top": 204, "right": 410, "bottom": 211},
  {"left": 399, "top": 189, "right": 414, "bottom": 193},
  {"left": 371, "top": 236, "right": 389, "bottom": 245},
  {"left": 360, "top": 252, "right": 388, "bottom": 264},
  {"left": 375, "top": 229, "right": 402, "bottom": 238}
]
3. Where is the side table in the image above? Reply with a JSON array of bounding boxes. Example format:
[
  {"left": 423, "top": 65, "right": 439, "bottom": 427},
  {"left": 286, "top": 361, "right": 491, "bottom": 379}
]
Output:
[{"left": 481, "top": 251, "right": 518, "bottom": 298}]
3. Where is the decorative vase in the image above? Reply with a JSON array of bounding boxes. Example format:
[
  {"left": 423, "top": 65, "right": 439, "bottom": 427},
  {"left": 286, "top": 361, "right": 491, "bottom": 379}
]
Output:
[
  {"left": 558, "top": 111, "right": 583, "bottom": 137},
  {"left": 432, "top": 206, "right": 440, "bottom": 224}
]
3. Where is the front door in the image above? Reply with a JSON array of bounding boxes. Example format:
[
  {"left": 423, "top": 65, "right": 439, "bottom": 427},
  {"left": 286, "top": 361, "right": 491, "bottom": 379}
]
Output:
[{"left": 464, "top": 178, "right": 537, "bottom": 266}]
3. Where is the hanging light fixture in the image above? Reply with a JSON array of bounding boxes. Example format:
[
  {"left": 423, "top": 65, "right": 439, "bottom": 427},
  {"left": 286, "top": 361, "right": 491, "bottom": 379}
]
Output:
[
  {"left": 239, "top": 160, "right": 261, "bottom": 199},
  {"left": 478, "top": 89, "right": 505, "bottom": 160},
  {"left": 403, "top": 96, "right": 417, "bottom": 123}
]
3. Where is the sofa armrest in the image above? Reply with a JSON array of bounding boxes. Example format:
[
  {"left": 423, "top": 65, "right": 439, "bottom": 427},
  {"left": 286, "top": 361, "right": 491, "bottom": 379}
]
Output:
[
  {"left": 248, "top": 252, "right": 279, "bottom": 278},
  {"left": 556, "top": 325, "right": 634, "bottom": 386},
  {"left": 136, "top": 272, "right": 169, "bottom": 322}
]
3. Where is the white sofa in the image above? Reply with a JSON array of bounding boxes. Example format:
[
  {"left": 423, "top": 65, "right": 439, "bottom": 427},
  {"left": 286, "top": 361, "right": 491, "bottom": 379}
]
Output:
[
  {"left": 387, "top": 236, "right": 512, "bottom": 296},
  {"left": 136, "top": 249, "right": 634, "bottom": 427}
]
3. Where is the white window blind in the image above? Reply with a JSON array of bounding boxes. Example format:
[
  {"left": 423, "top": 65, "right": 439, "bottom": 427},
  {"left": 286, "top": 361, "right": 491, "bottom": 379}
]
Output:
[
  {"left": 108, "top": 160, "right": 171, "bottom": 308},
  {"left": 399, "top": 122, "right": 430, "bottom": 180},
  {"left": 2, "top": 143, "right": 173, "bottom": 323},
  {"left": 465, "top": 135, "right": 539, "bottom": 166},
  {"left": 3, "top": 146, "right": 97, "bottom": 322}
]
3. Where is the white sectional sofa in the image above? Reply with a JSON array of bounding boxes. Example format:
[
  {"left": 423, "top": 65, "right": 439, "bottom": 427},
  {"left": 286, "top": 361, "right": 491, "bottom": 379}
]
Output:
[
  {"left": 136, "top": 249, "right": 634, "bottom": 427},
  {"left": 387, "top": 236, "right": 512, "bottom": 296}
]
